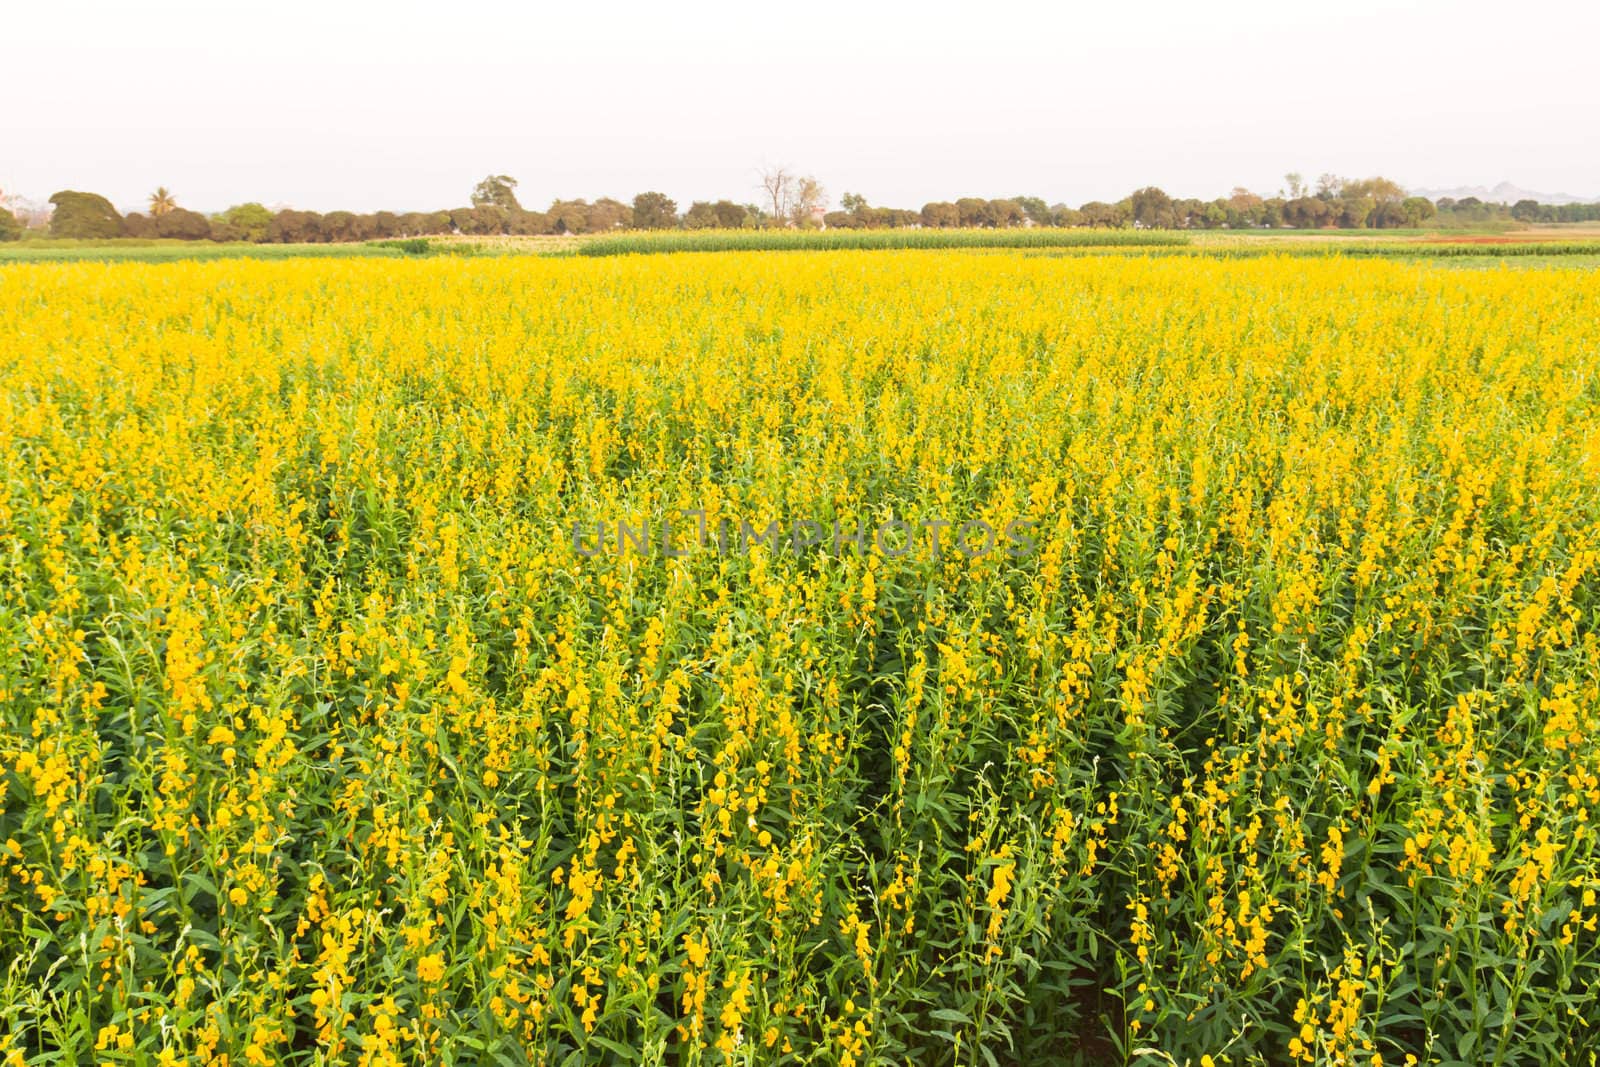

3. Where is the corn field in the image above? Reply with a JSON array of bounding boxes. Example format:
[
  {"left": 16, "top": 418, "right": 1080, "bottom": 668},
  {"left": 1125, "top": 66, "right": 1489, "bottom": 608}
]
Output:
[{"left": 575, "top": 229, "right": 1188, "bottom": 256}]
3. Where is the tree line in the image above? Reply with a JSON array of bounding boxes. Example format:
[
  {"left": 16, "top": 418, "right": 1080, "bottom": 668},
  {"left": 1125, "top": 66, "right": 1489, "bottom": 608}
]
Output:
[
  {"left": 1508, "top": 199, "right": 1600, "bottom": 224},
  {"left": 5, "top": 171, "right": 1596, "bottom": 243}
]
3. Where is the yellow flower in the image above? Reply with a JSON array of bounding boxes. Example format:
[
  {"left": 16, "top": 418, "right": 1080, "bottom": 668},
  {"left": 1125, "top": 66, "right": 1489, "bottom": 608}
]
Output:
[{"left": 417, "top": 953, "right": 446, "bottom": 983}]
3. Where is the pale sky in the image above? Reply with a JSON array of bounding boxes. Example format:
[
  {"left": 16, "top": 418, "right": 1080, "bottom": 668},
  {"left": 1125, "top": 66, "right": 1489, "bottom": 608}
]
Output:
[{"left": 6, "top": 0, "right": 1598, "bottom": 215}]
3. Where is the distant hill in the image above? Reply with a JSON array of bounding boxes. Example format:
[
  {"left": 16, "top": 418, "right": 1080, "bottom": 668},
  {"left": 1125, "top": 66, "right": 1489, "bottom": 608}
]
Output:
[{"left": 1409, "top": 181, "right": 1594, "bottom": 206}]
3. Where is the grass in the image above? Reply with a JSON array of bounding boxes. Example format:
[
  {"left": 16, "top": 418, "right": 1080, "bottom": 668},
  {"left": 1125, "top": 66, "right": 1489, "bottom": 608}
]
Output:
[
  {"left": 0, "top": 240, "right": 407, "bottom": 264},
  {"left": 1199, "top": 224, "right": 1522, "bottom": 238},
  {"left": 0, "top": 238, "right": 486, "bottom": 264},
  {"left": 1427, "top": 253, "right": 1600, "bottom": 270},
  {"left": 7, "top": 229, "right": 1600, "bottom": 266},
  {"left": 1338, "top": 240, "right": 1600, "bottom": 257},
  {"left": 575, "top": 227, "right": 1191, "bottom": 255},
  {"left": 1024, "top": 240, "right": 1600, "bottom": 266}
]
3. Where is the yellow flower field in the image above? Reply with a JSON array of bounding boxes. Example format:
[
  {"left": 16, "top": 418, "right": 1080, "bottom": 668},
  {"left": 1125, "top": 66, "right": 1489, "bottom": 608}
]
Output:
[{"left": 2, "top": 252, "right": 1598, "bottom": 1065}]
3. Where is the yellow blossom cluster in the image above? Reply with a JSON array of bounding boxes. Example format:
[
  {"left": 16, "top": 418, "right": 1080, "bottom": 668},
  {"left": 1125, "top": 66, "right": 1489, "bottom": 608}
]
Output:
[{"left": 0, "top": 251, "right": 1597, "bottom": 1063}]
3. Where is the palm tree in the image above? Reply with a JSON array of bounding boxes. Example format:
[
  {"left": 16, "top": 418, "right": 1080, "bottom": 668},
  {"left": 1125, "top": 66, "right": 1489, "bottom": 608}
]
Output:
[{"left": 149, "top": 187, "right": 176, "bottom": 217}]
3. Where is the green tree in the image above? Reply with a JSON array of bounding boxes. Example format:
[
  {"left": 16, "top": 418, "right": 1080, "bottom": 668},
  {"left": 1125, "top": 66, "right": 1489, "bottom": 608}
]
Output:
[
  {"left": 47, "top": 191, "right": 125, "bottom": 238},
  {"left": 1051, "top": 204, "right": 1083, "bottom": 227},
  {"left": 1401, "top": 197, "right": 1436, "bottom": 226},
  {"left": 683, "top": 201, "right": 718, "bottom": 229},
  {"left": 1510, "top": 199, "right": 1542, "bottom": 222},
  {"left": 1224, "top": 188, "right": 1265, "bottom": 228},
  {"left": 148, "top": 187, "right": 177, "bottom": 217},
  {"left": 632, "top": 192, "right": 677, "bottom": 229},
  {"left": 1013, "top": 196, "right": 1051, "bottom": 225},
  {"left": 509, "top": 209, "right": 551, "bottom": 235},
  {"left": 1079, "top": 201, "right": 1129, "bottom": 228},
  {"left": 365, "top": 212, "right": 401, "bottom": 239},
  {"left": 268, "top": 209, "right": 323, "bottom": 242},
  {"left": 415, "top": 211, "right": 454, "bottom": 235},
  {"left": 984, "top": 198, "right": 1026, "bottom": 227},
  {"left": 1369, "top": 202, "right": 1402, "bottom": 228},
  {"left": 687, "top": 200, "right": 749, "bottom": 228},
  {"left": 0, "top": 207, "right": 20, "bottom": 241},
  {"left": 154, "top": 208, "right": 212, "bottom": 240},
  {"left": 714, "top": 201, "right": 750, "bottom": 228},
  {"left": 840, "top": 192, "right": 868, "bottom": 214},
  {"left": 451, "top": 206, "right": 509, "bottom": 235},
  {"left": 587, "top": 198, "right": 633, "bottom": 231},
  {"left": 1283, "top": 196, "right": 1330, "bottom": 229},
  {"left": 471, "top": 175, "right": 521, "bottom": 211},
  {"left": 1338, "top": 196, "right": 1375, "bottom": 229},
  {"left": 1129, "top": 187, "right": 1174, "bottom": 228},
  {"left": 955, "top": 198, "right": 989, "bottom": 226},
  {"left": 546, "top": 200, "right": 590, "bottom": 234},
  {"left": 218, "top": 203, "right": 275, "bottom": 242},
  {"left": 1342, "top": 176, "right": 1405, "bottom": 204},
  {"left": 321, "top": 211, "right": 359, "bottom": 242}
]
